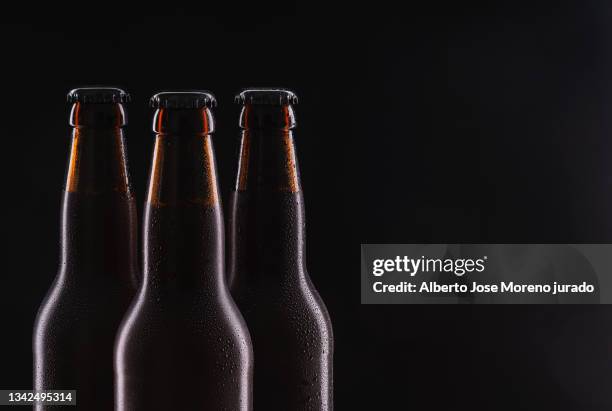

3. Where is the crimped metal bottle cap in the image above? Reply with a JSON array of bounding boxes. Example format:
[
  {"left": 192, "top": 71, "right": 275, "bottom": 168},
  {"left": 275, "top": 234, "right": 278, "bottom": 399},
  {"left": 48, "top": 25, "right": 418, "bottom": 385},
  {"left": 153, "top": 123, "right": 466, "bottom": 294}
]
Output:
[
  {"left": 150, "top": 91, "right": 217, "bottom": 109},
  {"left": 67, "top": 87, "right": 131, "bottom": 104},
  {"left": 235, "top": 89, "right": 298, "bottom": 106}
]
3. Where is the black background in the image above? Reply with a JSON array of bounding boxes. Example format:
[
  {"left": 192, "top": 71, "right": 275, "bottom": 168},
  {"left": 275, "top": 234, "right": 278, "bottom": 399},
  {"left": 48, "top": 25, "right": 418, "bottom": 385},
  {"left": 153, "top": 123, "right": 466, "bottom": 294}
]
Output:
[{"left": 3, "top": 1, "right": 612, "bottom": 410}]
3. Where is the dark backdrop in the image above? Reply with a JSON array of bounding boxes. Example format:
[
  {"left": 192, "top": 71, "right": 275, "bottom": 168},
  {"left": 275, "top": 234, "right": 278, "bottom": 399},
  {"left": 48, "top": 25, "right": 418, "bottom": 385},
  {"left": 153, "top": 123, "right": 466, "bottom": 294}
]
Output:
[{"left": 2, "top": 2, "right": 612, "bottom": 410}]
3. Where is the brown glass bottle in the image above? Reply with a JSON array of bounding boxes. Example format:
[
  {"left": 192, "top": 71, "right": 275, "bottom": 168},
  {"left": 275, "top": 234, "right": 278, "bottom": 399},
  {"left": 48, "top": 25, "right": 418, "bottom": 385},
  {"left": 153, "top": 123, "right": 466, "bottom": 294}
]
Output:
[
  {"left": 33, "top": 88, "right": 138, "bottom": 410},
  {"left": 115, "top": 92, "right": 253, "bottom": 411},
  {"left": 229, "top": 89, "right": 334, "bottom": 410}
]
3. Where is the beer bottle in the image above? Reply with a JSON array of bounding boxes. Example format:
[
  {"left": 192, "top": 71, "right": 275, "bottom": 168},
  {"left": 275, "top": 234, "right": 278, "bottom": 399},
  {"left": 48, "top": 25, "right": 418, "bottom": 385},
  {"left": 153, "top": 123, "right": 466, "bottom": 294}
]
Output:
[
  {"left": 33, "top": 88, "right": 138, "bottom": 410},
  {"left": 229, "top": 89, "right": 334, "bottom": 410},
  {"left": 115, "top": 92, "right": 253, "bottom": 411}
]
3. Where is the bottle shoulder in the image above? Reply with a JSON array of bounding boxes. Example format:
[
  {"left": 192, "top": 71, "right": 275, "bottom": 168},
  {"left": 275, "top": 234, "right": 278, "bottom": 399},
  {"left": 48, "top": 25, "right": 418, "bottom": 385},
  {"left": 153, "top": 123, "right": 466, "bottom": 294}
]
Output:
[
  {"left": 236, "top": 273, "right": 333, "bottom": 332},
  {"left": 123, "top": 287, "right": 248, "bottom": 332},
  {"left": 39, "top": 269, "right": 136, "bottom": 301},
  {"left": 116, "top": 295, "right": 253, "bottom": 364}
]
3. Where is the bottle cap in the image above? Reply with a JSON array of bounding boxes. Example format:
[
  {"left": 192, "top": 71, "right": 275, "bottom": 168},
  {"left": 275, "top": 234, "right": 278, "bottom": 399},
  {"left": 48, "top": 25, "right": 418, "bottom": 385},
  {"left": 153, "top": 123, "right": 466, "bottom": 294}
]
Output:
[
  {"left": 235, "top": 88, "right": 298, "bottom": 106},
  {"left": 150, "top": 91, "right": 217, "bottom": 109},
  {"left": 67, "top": 87, "right": 131, "bottom": 104}
]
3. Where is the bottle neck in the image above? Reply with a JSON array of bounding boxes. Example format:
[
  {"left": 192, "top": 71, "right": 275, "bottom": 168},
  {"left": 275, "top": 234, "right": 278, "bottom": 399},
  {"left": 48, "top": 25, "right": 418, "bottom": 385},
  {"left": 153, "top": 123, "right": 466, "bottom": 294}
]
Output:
[
  {"left": 144, "top": 130, "right": 224, "bottom": 290},
  {"left": 65, "top": 127, "right": 131, "bottom": 194},
  {"left": 61, "top": 125, "right": 137, "bottom": 280},
  {"left": 146, "top": 132, "right": 220, "bottom": 207},
  {"left": 236, "top": 128, "right": 301, "bottom": 193},
  {"left": 229, "top": 105, "right": 306, "bottom": 289},
  {"left": 236, "top": 103, "right": 300, "bottom": 193}
]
